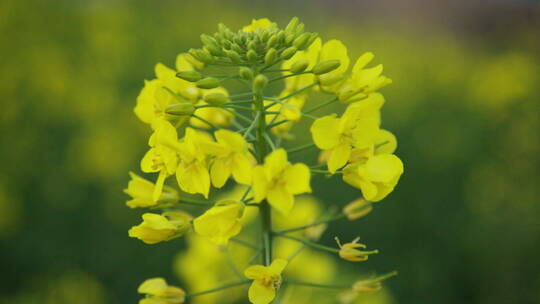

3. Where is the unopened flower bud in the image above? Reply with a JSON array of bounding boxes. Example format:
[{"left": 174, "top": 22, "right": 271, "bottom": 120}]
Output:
[
  {"left": 280, "top": 46, "right": 297, "bottom": 60},
  {"left": 196, "top": 77, "right": 220, "bottom": 89},
  {"left": 276, "top": 31, "right": 286, "bottom": 43},
  {"left": 189, "top": 48, "right": 214, "bottom": 64},
  {"left": 247, "top": 40, "right": 257, "bottom": 51},
  {"left": 264, "top": 48, "right": 277, "bottom": 65},
  {"left": 266, "top": 35, "right": 278, "bottom": 48},
  {"left": 239, "top": 67, "right": 254, "bottom": 80},
  {"left": 226, "top": 50, "right": 242, "bottom": 64},
  {"left": 176, "top": 70, "right": 201, "bottom": 82},
  {"left": 293, "top": 32, "right": 311, "bottom": 49},
  {"left": 285, "top": 33, "right": 295, "bottom": 44},
  {"left": 343, "top": 199, "right": 372, "bottom": 220},
  {"left": 252, "top": 74, "right": 268, "bottom": 92},
  {"left": 247, "top": 49, "right": 258, "bottom": 62},
  {"left": 203, "top": 92, "right": 229, "bottom": 105},
  {"left": 165, "top": 102, "right": 195, "bottom": 116},
  {"left": 231, "top": 43, "right": 243, "bottom": 54},
  {"left": 313, "top": 59, "right": 341, "bottom": 75},
  {"left": 290, "top": 59, "right": 310, "bottom": 73},
  {"left": 285, "top": 17, "right": 299, "bottom": 33}
]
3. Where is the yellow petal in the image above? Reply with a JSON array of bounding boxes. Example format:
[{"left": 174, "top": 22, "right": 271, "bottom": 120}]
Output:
[
  {"left": 242, "top": 18, "right": 272, "bottom": 32},
  {"left": 374, "top": 129, "right": 397, "bottom": 154},
  {"left": 252, "top": 166, "right": 268, "bottom": 202},
  {"left": 283, "top": 163, "right": 311, "bottom": 194},
  {"left": 141, "top": 149, "right": 159, "bottom": 173},
  {"left": 267, "top": 185, "right": 294, "bottom": 214},
  {"left": 269, "top": 259, "right": 288, "bottom": 275},
  {"left": 328, "top": 144, "right": 351, "bottom": 173},
  {"left": 352, "top": 52, "right": 374, "bottom": 72},
  {"left": 310, "top": 115, "right": 341, "bottom": 149},
  {"left": 210, "top": 158, "right": 231, "bottom": 188},
  {"left": 215, "top": 129, "right": 246, "bottom": 152},
  {"left": 364, "top": 154, "right": 404, "bottom": 183},
  {"left": 244, "top": 265, "right": 268, "bottom": 280},
  {"left": 263, "top": 149, "right": 289, "bottom": 178},
  {"left": 248, "top": 281, "right": 275, "bottom": 304},
  {"left": 232, "top": 154, "right": 254, "bottom": 185},
  {"left": 152, "top": 170, "right": 167, "bottom": 202},
  {"left": 138, "top": 277, "right": 167, "bottom": 295}
]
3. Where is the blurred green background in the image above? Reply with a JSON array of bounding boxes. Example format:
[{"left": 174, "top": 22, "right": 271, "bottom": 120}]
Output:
[{"left": 1, "top": 0, "right": 539, "bottom": 303}]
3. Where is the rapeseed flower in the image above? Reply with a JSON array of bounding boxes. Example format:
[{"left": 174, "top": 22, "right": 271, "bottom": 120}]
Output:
[
  {"left": 129, "top": 212, "right": 191, "bottom": 244},
  {"left": 252, "top": 149, "right": 311, "bottom": 214},
  {"left": 137, "top": 277, "right": 185, "bottom": 304},
  {"left": 193, "top": 200, "right": 245, "bottom": 245},
  {"left": 244, "top": 259, "right": 288, "bottom": 304}
]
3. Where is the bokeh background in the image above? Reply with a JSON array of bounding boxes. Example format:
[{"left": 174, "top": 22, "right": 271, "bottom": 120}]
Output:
[{"left": 1, "top": 0, "right": 539, "bottom": 303}]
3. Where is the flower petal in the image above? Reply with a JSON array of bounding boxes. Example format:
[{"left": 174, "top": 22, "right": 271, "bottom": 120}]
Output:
[{"left": 310, "top": 115, "right": 341, "bottom": 149}]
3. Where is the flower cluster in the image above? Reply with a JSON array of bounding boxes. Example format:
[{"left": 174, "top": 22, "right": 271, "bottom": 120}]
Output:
[{"left": 125, "top": 17, "right": 403, "bottom": 304}]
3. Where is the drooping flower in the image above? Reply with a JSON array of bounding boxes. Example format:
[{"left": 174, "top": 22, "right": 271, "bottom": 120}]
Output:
[
  {"left": 137, "top": 277, "right": 185, "bottom": 304},
  {"left": 342, "top": 198, "right": 373, "bottom": 221},
  {"left": 252, "top": 149, "right": 311, "bottom": 214},
  {"left": 124, "top": 172, "right": 178, "bottom": 208},
  {"left": 336, "top": 237, "right": 378, "bottom": 262},
  {"left": 343, "top": 153, "right": 404, "bottom": 202},
  {"left": 244, "top": 259, "right": 288, "bottom": 304},
  {"left": 175, "top": 128, "right": 213, "bottom": 198},
  {"left": 201, "top": 129, "right": 255, "bottom": 188},
  {"left": 310, "top": 93, "right": 384, "bottom": 173},
  {"left": 193, "top": 200, "right": 245, "bottom": 245},
  {"left": 141, "top": 120, "right": 180, "bottom": 201},
  {"left": 129, "top": 212, "right": 191, "bottom": 244}
]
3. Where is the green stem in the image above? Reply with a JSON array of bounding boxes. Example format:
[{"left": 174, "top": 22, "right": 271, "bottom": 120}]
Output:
[
  {"left": 273, "top": 232, "right": 339, "bottom": 253},
  {"left": 311, "top": 169, "right": 342, "bottom": 175},
  {"left": 269, "top": 71, "right": 313, "bottom": 83},
  {"left": 280, "top": 83, "right": 318, "bottom": 101},
  {"left": 253, "top": 75, "right": 273, "bottom": 266},
  {"left": 276, "top": 213, "right": 347, "bottom": 234},
  {"left": 304, "top": 97, "right": 338, "bottom": 114},
  {"left": 179, "top": 197, "right": 214, "bottom": 206},
  {"left": 266, "top": 119, "right": 289, "bottom": 130},
  {"left": 186, "top": 280, "right": 250, "bottom": 297},
  {"left": 284, "top": 279, "right": 350, "bottom": 289},
  {"left": 230, "top": 238, "right": 259, "bottom": 250},
  {"left": 287, "top": 143, "right": 315, "bottom": 154}
]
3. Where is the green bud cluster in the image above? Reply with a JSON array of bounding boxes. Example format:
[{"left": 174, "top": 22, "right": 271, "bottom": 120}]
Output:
[{"left": 188, "top": 17, "right": 318, "bottom": 67}]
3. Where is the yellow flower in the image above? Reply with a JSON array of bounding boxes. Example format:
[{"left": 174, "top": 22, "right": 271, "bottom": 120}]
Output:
[
  {"left": 343, "top": 154, "right": 404, "bottom": 202},
  {"left": 244, "top": 259, "right": 288, "bottom": 304},
  {"left": 193, "top": 200, "right": 245, "bottom": 245},
  {"left": 141, "top": 120, "right": 179, "bottom": 201},
  {"left": 134, "top": 55, "right": 201, "bottom": 127},
  {"left": 242, "top": 18, "right": 273, "bottom": 32},
  {"left": 202, "top": 129, "right": 256, "bottom": 188},
  {"left": 137, "top": 277, "right": 185, "bottom": 304},
  {"left": 129, "top": 212, "right": 191, "bottom": 244},
  {"left": 310, "top": 93, "right": 384, "bottom": 173},
  {"left": 175, "top": 128, "right": 212, "bottom": 198},
  {"left": 337, "top": 52, "right": 392, "bottom": 103},
  {"left": 252, "top": 149, "right": 311, "bottom": 214},
  {"left": 336, "top": 237, "right": 378, "bottom": 262},
  {"left": 124, "top": 172, "right": 178, "bottom": 208},
  {"left": 190, "top": 87, "right": 233, "bottom": 129}
]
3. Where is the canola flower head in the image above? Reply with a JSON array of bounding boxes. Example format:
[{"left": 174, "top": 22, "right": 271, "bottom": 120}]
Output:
[
  {"left": 126, "top": 16, "right": 402, "bottom": 303},
  {"left": 245, "top": 259, "right": 288, "bottom": 304}
]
